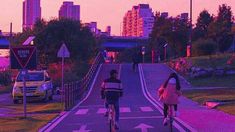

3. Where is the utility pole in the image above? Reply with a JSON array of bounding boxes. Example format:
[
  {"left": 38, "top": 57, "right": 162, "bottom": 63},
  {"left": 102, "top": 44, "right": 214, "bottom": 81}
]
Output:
[{"left": 187, "top": 0, "right": 193, "bottom": 57}]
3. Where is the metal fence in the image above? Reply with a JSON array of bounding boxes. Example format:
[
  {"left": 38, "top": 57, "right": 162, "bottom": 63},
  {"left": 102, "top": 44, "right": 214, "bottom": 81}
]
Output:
[{"left": 63, "top": 52, "right": 104, "bottom": 111}]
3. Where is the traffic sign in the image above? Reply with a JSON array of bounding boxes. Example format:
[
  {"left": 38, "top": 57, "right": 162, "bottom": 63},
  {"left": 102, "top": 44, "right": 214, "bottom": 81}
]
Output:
[
  {"left": 57, "top": 43, "right": 70, "bottom": 58},
  {"left": 10, "top": 46, "right": 37, "bottom": 69},
  {"left": 22, "top": 36, "right": 35, "bottom": 45}
]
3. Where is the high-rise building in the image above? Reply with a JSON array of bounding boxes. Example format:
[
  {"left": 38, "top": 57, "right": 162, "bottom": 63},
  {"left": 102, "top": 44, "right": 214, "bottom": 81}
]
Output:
[
  {"left": 23, "top": 0, "right": 41, "bottom": 30},
  {"left": 59, "top": 1, "right": 80, "bottom": 21},
  {"left": 122, "top": 4, "right": 154, "bottom": 38},
  {"left": 181, "top": 13, "right": 189, "bottom": 20}
]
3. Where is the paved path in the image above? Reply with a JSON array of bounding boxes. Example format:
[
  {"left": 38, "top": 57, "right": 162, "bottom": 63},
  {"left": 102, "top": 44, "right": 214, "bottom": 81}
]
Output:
[
  {"left": 141, "top": 63, "right": 235, "bottom": 132},
  {"left": 41, "top": 64, "right": 189, "bottom": 132}
]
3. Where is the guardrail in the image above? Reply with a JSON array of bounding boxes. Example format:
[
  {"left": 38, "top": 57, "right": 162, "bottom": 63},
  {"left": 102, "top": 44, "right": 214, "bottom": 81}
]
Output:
[{"left": 63, "top": 52, "right": 104, "bottom": 111}]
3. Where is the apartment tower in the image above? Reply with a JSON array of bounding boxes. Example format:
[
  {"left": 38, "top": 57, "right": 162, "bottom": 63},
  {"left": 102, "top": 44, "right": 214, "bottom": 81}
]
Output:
[
  {"left": 23, "top": 0, "right": 41, "bottom": 30},
  {"left": 59, "top": 1, "right": 80, "bottom": 21},
  {"left": 122, "top": 4, "right": 154, "bottom": 38}
]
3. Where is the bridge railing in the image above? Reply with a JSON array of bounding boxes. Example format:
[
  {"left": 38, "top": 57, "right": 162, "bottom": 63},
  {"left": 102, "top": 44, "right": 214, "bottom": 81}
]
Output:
[{"left": 63, "top": 52, "right": 104, "bottom": 111}]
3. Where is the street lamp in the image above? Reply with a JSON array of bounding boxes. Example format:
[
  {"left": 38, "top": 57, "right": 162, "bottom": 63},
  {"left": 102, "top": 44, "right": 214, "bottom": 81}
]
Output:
[
  {"left": 164, "top": 43, "right": 168, "bottom": 60},
  {"left": 141, "top": 46, "right": 146, "bottom": 63},
  {"left": 187, "top": 0, "right": 193, "bottom": 57}
]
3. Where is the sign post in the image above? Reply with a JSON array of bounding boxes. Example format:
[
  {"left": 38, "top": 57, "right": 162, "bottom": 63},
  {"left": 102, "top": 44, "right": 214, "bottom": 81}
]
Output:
[
  {"left": 10, "top": 37, "right": 36, "bottom": 118},
  {"left": 21, "top": 69, "right": 28, "bottom": 118},
  {"left": 10, "top": 45, "right": 37, "bottom": 118},
  {"left": 57, "top": 43, "right": 70, "bottom": 110}
]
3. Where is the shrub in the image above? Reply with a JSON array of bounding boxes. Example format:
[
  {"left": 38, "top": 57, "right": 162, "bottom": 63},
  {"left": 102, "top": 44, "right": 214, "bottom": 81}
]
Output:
[
  {"left": 192, "top": 39, "right": 217, "bottom": 56},
  {"left": 0, "top": 70, "right": 11, "bottom": 86}
]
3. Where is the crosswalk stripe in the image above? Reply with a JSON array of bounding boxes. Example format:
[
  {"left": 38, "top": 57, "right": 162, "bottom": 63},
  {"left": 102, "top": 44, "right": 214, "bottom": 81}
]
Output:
[
  {"left": 120, "top": 107, "right": 131, "bottom": 113},
  {"left": 75, "top": 109, "right": 89, "bottom": 115},
  {"left": 140, "top": 106, "right": 154, "bottom": 112},
  {"left": 97, "top": 108, "right": 107, "bottom": 114}
]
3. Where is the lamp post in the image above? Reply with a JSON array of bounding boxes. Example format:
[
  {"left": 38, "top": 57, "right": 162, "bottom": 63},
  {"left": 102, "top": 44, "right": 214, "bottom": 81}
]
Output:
[
  {"left": 141, "top": 46, "right": 146, "bottom": 63},
  {"left": 187, "top": 0, "right": 193, "bottom": 57},
  {"left": 164, "top": 43, "right": 168, "bottom": 60}
]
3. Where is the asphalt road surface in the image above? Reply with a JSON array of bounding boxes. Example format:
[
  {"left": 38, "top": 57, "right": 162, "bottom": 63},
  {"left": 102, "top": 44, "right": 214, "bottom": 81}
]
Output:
[{"left": 44, "top": 64, "right": 183, "bottom": 132}]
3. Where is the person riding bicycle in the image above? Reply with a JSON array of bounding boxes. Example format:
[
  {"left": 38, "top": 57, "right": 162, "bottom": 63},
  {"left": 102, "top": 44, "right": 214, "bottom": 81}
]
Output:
[
  {"left": 101, "top": 69, "right": 123, "bottom": 129},
  {"left": 158, "top": 72, "right": 182, "bottom": 126}
]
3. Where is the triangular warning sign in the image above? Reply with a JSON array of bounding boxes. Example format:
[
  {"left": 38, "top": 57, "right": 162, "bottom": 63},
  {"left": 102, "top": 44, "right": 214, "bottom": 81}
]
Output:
[
  {"left": 11, "top": 46, "right": 36, "bottom": 69},
  {"left": 57, "top": 43, "right": 70, "bottom": 58}
]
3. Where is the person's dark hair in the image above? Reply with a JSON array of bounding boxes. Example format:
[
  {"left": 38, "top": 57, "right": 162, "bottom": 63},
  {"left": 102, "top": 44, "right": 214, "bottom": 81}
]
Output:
[
  {"left": 110, "top": 69, "right": 118, "bottom": 76},
  {"left": 163, "top": 72, "right": 181, "bottom": 90}
]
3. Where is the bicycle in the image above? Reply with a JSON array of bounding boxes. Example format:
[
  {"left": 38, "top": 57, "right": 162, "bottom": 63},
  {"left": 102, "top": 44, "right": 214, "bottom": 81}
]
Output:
[
  {"left": 167, "top": 104, "right": 175, "bottom": 132},
  {"left": 108, "top": 104, "right": 116, "bottom": 132}
]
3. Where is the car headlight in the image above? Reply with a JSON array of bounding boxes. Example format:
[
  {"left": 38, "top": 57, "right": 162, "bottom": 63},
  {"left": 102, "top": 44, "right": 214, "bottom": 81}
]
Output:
[
  {"left": 38, "top": 84, "right": 47, "bottom": 92},
  {"left": 13, "top": 87, "right": 21, "bottom": 93}
]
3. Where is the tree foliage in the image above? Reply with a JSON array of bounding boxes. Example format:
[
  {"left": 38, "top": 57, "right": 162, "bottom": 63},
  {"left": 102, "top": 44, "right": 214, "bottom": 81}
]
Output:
[
  {"left": 207, "top": 4, "right": 234, "bottom": 52},
  {"left": 192, "top": 39, "right": 217, "bottom": 56},
  {"left": 193, "top": 10, "right": 213, "bottom": 40},
  {"left": 149, "top": 12, "right": 190, "bottom": 58},
  {"left": 11, "top": 19, "right": 99, "bottom": 83}
]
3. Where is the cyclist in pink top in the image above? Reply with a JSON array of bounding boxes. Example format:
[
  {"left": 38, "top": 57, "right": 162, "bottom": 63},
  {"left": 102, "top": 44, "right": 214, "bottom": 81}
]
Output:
[{"left": 158, "top": 73, "right": 182, "bottom": 126}]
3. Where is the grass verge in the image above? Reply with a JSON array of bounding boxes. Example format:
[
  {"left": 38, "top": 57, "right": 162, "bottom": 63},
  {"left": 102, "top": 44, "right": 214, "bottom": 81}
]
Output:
[
  {"left": 0, "top": 85, "right": 12, "bottom": 94},
  {"left": 183, "top": 88, "right": 235, "bottom": 115},
  {"left": 0, "top": 99, "right": 62, "bottom": 132},
  {"left": 0, "top": 114, "right": 58, "bottom": 132},
  {"left": 187, "top": 75, "right": 235, "bottom": 88}
]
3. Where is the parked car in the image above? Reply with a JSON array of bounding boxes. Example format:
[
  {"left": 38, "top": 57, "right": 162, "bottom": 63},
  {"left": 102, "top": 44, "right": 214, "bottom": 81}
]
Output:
[{"left": 12, "top": 70, "right": 53, "bottom": 104}]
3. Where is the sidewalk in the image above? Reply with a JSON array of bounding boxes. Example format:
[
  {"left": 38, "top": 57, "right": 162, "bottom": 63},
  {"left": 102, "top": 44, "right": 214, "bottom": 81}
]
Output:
[{"left": 141, "top": 63, "right": 235, "bottom": 132}]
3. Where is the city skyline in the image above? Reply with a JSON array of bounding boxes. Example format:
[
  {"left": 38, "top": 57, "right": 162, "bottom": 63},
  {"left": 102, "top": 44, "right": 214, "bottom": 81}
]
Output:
[{"left": 0, "top": 0, "right": 235, "bottom": 35}]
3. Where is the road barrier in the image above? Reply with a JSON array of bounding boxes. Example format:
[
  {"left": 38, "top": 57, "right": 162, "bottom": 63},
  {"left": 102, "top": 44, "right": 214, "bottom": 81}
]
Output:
[{"left": 63, "top": 52, "right": 104, "bottom": 111}]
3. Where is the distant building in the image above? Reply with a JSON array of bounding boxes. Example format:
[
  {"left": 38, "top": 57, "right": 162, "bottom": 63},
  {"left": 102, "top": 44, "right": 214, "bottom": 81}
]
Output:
[
  {"left": 122, "top": 4, "right": 154, "bottom": 38},
  {"left": 180, "top": 13, "right": 189, "bottom": 20},
  {"left": 85, "top": 22, "right": 98, "bottom": 34},
  {"left": 23, "top": 0, "right": 41, "bottom": 30},
  {"left": 161, "top": 12, "right": 168, "bottom": 18},
  {"left": 59, "top": 1, "right": 80, "bottom": 21},
  {"left": 84, "top": 22, "right": 111, "bottom": 37},
  {"left": 105, "top": 26, "right": 111, "bottom": 36}
]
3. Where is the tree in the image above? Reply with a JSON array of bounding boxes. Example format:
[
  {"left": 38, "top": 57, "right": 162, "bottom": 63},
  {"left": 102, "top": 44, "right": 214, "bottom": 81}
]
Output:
[
  {"left": 150, "top": 14, "right": 190, "bottom": 58},
  {"left": 12, "top": 19, "right": 99, "bottom": 82},
  {"left": 193, "top": 10, "right": 213, "bottom": 40},
  {"left": 192, "top": 39, "right": 217, "bottom": 56},
  {"left": 208, "top": 4, "right": 234, "bottom": 52}
]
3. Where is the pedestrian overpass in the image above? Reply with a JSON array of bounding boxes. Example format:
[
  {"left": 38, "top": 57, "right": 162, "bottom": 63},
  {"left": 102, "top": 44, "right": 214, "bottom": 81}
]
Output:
[{"left": 101, "top": 36, "right": 148, "bottom": 51}]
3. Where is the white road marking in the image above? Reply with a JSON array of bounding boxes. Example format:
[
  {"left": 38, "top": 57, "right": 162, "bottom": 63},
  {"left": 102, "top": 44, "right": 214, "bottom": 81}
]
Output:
[
  {"left": 73, "top": 125, "right": 91, "bottom": 132},
  {"left": 120, "top": 116, "right": 163, "bottom": 120},
  {"left": 75, "top": 109, "right": 89, "bottom": 115},
  {"left": 97, "top": 108, "right": 107, "bottom": 114},
  {"left": 139, "top": 65, "right": 186, "bottom": 132},
  {"left": 39, "top": 64, "right": 102, "bottom": 132},
  {"left": 120, "top": 107, "right": 131, "bottom": 113},
  {"left": 140, "top": 107, "right": 153, "bottom": 112},
  {"left": 139, "top": 64, "right": 197, "bottom": 132}
]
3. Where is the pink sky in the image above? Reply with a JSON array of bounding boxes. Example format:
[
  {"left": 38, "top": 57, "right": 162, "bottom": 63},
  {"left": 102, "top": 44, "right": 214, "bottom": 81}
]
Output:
[{"left": 0, "top": 0, "right": 234, "bottom": 35}]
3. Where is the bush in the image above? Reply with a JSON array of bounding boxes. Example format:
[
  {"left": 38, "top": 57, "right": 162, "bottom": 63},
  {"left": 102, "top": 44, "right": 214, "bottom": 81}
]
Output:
[
  {"left": 192, "top": 39, "right": 217, "bottom": 56},
  {"left": 0, "top": 70, "right": 11, "bottom": 86}
]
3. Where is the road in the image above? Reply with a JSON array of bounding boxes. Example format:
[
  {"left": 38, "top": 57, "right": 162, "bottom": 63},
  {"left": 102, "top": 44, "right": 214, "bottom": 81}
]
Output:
[{"left": 43, "top": 64, "right": 185, "bottom": 132}]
